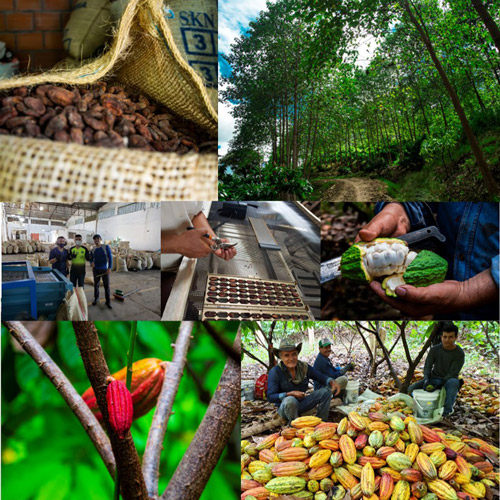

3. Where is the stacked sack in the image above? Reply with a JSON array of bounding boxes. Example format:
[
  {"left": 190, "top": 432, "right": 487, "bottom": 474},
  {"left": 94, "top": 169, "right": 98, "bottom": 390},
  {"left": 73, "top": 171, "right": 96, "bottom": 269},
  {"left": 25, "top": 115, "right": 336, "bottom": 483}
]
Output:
[
  {"left": 2, "top": 239, "right": 47, "bottom": 254},
  {"left": 241, "top": 413, "right": 499, "bottom": 500}
]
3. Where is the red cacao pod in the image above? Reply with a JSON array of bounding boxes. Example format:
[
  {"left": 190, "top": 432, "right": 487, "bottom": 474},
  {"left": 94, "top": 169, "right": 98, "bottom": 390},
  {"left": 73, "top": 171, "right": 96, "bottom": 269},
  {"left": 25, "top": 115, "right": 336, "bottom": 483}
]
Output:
[
  {"left": 82, "top": 358, "right": 167, "bottom": 421},
  {"left": 106, "top": 379, "right": 133, "bottom": 439}
]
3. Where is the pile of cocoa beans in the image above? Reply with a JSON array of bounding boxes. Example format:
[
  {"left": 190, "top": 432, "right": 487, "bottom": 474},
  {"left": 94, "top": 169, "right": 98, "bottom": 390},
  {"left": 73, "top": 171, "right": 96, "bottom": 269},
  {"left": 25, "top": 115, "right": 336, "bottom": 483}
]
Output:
[{"left": 0, "top": 82, "right": 217, "bottom": 154}]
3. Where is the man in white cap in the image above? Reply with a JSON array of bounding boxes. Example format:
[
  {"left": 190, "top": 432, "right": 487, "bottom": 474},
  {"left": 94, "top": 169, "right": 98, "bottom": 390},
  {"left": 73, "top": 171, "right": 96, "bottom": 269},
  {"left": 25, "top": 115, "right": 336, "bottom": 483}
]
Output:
[{"left": 267, "top": 340, "right": 341, "bottom": 423}]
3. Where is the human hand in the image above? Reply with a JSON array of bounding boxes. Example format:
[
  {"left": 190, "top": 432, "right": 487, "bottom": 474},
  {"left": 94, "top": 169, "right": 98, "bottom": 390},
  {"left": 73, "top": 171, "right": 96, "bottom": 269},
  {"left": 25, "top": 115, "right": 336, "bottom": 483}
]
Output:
[
  {"left": 107, "top": 268, "right": 111, "bottom": 275},
  {"left": 356, "top": 203, "right": 411, "bottom": 243},
  {"left": 288, "top": 391, "right": 305, "bottom": 399},
  {"left": 177, "top": 228, "right": 213, "bottom": 258},
  {"left": 330, "top": 381, "right": 341, "bottom": 396},
  {"left": 425, "top": 385, "right": 435, "bottom": 392},
  {"left": 369, "top": 280, "right": 466, "bottom": 318},
  {"left": 214, "top": 240, "right": 237, "bottom": 261}
]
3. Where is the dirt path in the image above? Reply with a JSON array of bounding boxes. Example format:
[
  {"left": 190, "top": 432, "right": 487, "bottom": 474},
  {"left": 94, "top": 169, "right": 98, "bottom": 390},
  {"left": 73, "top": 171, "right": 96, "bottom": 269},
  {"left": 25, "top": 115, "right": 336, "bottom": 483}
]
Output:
[{"left": 323, "top": 177, "right": 394, "bottom": 201}]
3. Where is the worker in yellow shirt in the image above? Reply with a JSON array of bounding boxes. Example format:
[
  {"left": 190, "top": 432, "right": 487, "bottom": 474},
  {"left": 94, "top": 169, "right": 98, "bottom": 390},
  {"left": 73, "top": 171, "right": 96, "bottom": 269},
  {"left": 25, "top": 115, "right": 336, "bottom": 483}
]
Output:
[{"left": 68, "top": 234, "right": 92, "bottom": 287}]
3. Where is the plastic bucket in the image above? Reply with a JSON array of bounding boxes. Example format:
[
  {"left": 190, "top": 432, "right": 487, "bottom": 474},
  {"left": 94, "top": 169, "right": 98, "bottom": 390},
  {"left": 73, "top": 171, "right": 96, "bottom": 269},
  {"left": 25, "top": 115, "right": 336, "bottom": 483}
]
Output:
[
  {"left": 413, "top": 389, "right": 440, "bottom": 418},
  {"left": 241, "top": 380, "right": 254, "bottom": 401},
  {"left": 343, "top": 380, "right": 359, "bottom": 405}
]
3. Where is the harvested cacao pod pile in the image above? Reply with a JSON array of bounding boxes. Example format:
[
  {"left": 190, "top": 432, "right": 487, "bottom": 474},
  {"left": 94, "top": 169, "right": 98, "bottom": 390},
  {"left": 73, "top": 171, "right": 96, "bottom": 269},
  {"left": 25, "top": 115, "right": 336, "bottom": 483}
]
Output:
[
  {"left": 241, "top": 413, "right": 500, "bottom": 500},
  {"left": 367, "top": 398, "right": 415, "bottom": 416},
  {"left": 0, "top": 83, "right": 217, "bottom": 154}
]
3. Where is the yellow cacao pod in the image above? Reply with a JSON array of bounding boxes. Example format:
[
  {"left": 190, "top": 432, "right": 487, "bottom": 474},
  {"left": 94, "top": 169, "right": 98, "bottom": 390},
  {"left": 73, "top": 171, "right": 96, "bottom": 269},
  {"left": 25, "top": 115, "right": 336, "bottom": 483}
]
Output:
[
  {"left": 391, "top": 480, "right": 410, "bottom": 500},
  {"left": 340, "top": 435, "right": 357, "bottom": 465},
  {"left": 292, "top": 416, "right": 322, "bottom": 428},
  {"left": 427, "top": 480, "right": 459, "bottom": 500},
  {"left": 310, "top": 450, "right": 332, "bottom": 468},
  {"left": 416, "top": 452, "right": 437, "bottom": 480},
  {"left": 361, "top": 462, "right": 375, "bottom": 497}
]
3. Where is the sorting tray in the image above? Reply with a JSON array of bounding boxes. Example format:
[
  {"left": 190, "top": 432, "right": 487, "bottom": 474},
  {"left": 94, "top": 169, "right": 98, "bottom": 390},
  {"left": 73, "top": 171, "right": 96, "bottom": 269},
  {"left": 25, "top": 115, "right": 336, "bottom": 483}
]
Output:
[{"left": 201, "top": 273, "right": 314, "bottom": 320}]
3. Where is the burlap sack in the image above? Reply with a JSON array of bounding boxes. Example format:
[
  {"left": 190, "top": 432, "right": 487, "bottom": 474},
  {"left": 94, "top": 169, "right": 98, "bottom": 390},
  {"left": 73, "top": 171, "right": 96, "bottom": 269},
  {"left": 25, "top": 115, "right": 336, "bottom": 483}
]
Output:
[
  {"left": 151, "top": 253, "right": 161, "bottom": 268},
  {"left": 127, "top": 255, "right": 142, "bottom": 270},
  {"left": 63, "top": 0, "right": 112, "bottom": 60},
  {"left": 39, "top": 255, "right": 50, "bottom": 267},
  {"left": 116, "top": 256, "right": 128, "bottom": 272},
  {"left": 0, "top": 0, "right": 217, "bottom": 201},
  {"left": 26, "top": 254, "right": 39, "bottom": 267},
  {"left": 145, "top": 254, "right": 153, "bottom": 269}
]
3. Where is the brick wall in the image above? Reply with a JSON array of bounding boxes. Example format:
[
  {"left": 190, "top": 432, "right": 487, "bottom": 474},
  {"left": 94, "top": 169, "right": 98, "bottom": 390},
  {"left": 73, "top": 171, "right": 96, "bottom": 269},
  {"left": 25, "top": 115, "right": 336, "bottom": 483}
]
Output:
[{"left": 0, "top": 0, "right": 74, "bottom": 71}]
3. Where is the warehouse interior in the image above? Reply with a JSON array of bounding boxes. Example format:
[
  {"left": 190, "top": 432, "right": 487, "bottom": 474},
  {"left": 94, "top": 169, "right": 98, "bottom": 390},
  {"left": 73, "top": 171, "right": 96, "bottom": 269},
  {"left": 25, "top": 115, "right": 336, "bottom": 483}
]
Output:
[
  {"left": 161, "top": 201, "right": 321, "bottom": 321},
  {"left": 2, "top": 202, "right": 161, "bottom": 321}
]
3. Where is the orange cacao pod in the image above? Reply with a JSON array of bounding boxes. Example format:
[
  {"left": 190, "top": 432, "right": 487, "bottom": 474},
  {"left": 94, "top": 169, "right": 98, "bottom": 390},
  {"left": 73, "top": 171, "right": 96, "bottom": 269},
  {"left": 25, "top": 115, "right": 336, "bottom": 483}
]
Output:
[
  {"left": 271, "top": 461, "right": 308, "bottom": 477},
  {"left": 420, "top": 426, "right": 442, "bottom": 444},
  {"left": 106, "top": 378, "right": 133, "bottom": 439},
  {"left": 334, "top": 466, "right": 359, "bottom": 490},
  {"left": 277, "top": 447, "right": 309, "bottom": 461},
  {"left": 379, "top": 473, "right": 394, "bottom": 500},
  {"left": 416, "top": 452, "right": 437, "bottom": 480},
  {"left": 241, "top": 479, "right": 262, "bottom": 491},
  {"left": 83, "top": 358, "right": 167, "bottom": 421},
  {"left": 358, "top": 456, "right": 387, "bottom": 469},
  {"left": 438, "top": 461, "right": 458, "bottom": 481},
  {"left": 340, "top": 435, "right": 357, "bottom": 464},
  {"left": 427, "top": 479, "right": 459, "bottom": 500},
  {"left": 241, "top": 487, "right": 269, "bottom": 500},
  {"left": 309, "top": 463, "right": 334, "bottom": 480},
  {"left": 400, "top": 469, "right": 422, "bottom": 483}
]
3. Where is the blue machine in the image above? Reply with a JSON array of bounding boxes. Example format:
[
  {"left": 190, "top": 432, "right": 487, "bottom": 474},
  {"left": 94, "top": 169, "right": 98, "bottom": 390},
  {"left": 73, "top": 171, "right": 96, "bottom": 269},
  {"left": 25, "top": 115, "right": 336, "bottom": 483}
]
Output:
[{"left": 2, "top": 261, "right": 73, "bottom": 320}]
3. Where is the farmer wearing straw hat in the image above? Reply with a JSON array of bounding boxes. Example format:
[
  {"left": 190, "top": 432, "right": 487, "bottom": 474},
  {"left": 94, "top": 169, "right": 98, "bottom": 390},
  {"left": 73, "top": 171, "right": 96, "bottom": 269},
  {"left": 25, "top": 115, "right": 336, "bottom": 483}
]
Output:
[
  {"left": 267, "top": 340, "right": 341, "bottom": 423},
  {"left": 313, "top": 338, "right": 354, "bottom": 397}
]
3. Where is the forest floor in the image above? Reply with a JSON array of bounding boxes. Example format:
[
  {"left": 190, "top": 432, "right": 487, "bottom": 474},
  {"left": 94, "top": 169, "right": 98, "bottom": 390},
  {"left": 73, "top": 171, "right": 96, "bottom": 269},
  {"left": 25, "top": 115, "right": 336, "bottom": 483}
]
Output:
[{"left": 313, "top": 177, "right": 394, "bottom": 201}]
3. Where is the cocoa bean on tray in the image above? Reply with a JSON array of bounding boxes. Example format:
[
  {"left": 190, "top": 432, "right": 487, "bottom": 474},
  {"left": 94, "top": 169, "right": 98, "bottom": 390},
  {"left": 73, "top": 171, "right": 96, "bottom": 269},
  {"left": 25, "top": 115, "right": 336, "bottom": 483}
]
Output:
[{"left": 0, "top": 82, "right": 216, "bottom": 154}]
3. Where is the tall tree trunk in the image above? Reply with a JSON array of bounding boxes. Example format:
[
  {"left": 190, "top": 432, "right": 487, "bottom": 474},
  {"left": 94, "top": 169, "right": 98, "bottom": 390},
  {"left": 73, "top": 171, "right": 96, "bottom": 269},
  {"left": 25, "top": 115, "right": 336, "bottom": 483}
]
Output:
[
  {"left": 465, "top": 67, "right": 486, "bottom": 110},
  {"left": 292, "top": 79, "right": 299, "bottom": 169},
  {"left": 412, "top": 74, "right": 430, "bottom": 134},
  {"left": 402, "top": 0, "right": 499, "bottom": 196},
  {"left": 471, "top": 0, "right": 500, "bottom": 53}
]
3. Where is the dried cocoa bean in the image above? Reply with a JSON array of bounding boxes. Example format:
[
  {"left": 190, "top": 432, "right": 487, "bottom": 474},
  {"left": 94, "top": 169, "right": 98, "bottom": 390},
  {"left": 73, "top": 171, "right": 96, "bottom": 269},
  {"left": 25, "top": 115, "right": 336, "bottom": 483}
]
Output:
[
  {"left": 2, "top": 96, "right": 23, "bottom": 107},
  {"left": 83, "top": 112, "right": 107, "bottom": 131},
  {"left": 93, "top": 130, "right": 108, "bottom": 142},
  {"left": 13, "top": 87, "right": 28, "bottom": 97},
  {"left": 39, "top": 108, "right": 56, "bottom": 127},
  {"left": 114, "top": 118, "right": 135, "bottom": 136},
  {"left": 129, "top": 134, "right": 149, "bottom": 148},
  {"left": 122, "top": 114, "right": 136, "bottom": 123},
  {"left": 0, "top": 107, "right": 18, "bottom": 126},
  {"left": 54, "top": 130, "right": 70, "bottom": 142},
  {"left": 5, "top": 116, "right": 35, "bottom": 130},
  {"left": 149, "top": 123, "right": 168, "bottom": 141},
  {"left": 136, "top": 123, "right": 152, "bottom": 142},
  {"left": 102, "top": 97, "right": 124, "bottom": 117},
  {"left": 70, "top": 127, "right": 83, "bottom": 144},
  {"left": 17, "top": 97, "right": 46, "bottom": 117},
  {"left": 65, "top": 106, "right": 84, "bottom": 128},
  {"left": 103, "top": 109, "right": 116, "bottom": 130},
  {"left": 35, "top": 85, "right": 53, "bottom": 98},
  {"left": 134, "top": 113, "right": 149, "bottom": 126},
  {"left": 108, "top": 129, "right": 125, "bottom": 147},
  {"left": 47, "top": 87, "right": 75, "bottom": 106},
  {"left": 83, "top": 127, "right": 94, "bottom": 144},
  {"left": 45, "top": 114, "right": 68, "bottom": 137},
  {"left": 24, "top": 121, "right": 41, "bottom": 137}
]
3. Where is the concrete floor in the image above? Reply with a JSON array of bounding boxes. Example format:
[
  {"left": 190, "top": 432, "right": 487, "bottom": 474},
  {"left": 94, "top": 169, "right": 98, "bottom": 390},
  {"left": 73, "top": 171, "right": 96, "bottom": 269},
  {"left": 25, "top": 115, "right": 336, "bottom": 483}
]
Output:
[{"left": 2, "top": 254, "right": 161, "bottom": 320}]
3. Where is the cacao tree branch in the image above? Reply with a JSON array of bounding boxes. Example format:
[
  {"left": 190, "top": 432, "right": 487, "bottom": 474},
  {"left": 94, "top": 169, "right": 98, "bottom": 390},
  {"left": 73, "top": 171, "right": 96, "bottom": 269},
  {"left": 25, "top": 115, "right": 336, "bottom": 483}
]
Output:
[
  {"left": 202, "top": 321, "right": 241, "bottom": 363},
  {"left": 4, "top": 321, "right": 116, "bottom": 477},
  {"left": 142, "top": 321, "right": 194, "bottom": 498},
  {"left": 241, "top": 346, "right": 269, "bottom": 370},
  {"left": 72, "top": 322, "right": 149, "bottom": 500},
  {"left": 161, "top": 329, "right": 241, "bottom": 500}
]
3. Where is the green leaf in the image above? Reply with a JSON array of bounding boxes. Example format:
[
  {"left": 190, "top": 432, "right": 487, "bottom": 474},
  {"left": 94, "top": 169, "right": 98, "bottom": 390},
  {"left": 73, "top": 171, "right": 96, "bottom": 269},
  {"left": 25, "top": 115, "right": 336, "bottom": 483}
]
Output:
[{"left": 34, "top": 467, "right": 72, "bottom": 500}]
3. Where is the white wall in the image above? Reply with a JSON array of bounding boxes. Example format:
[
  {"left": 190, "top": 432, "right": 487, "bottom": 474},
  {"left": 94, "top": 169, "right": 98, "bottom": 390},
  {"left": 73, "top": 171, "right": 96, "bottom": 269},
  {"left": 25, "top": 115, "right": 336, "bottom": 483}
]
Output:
[
  {"left": 6, "top": 221, "right": 67, "bottom": 242},
  {"left": 98, "top": 204, "right": 160, "bottom": 251},
  {"left": 76, "top": 203, "right": 161, "bottom": 251}
]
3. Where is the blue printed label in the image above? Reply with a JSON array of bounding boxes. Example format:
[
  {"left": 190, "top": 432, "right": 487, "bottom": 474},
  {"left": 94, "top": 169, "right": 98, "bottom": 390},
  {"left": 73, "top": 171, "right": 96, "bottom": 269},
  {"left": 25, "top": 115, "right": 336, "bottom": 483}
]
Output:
[
  {"left": 181, "top": 27, "right": 216, "bottom": 57},
  {"left": 188, "top": 61, "right": 217, "bottom": 88}
]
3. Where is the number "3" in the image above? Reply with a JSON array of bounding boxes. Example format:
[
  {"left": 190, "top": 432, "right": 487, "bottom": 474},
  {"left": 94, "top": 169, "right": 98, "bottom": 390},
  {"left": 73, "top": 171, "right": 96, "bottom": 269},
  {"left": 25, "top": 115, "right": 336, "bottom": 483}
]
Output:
[{"left": 193, "top": 34, "right": 207, "bottom": 51}]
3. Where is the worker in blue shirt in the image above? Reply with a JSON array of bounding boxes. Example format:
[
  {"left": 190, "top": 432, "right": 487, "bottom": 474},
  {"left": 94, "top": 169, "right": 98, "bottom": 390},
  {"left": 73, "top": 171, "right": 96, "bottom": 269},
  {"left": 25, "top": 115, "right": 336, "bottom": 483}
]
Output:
[
  {"left": 267, "top": 341, "right": 341, "bottom": 424},
  {"left": 91, "top": 234, "right": 113, "bottom": 309},
  {"left": 313, "top": 338, "right": 354, "bottom": 393},
  {"left": 357, "top": 202, "right": 499, "bottom": 319},
  {"left": 48, "top": 236, "right": 69, "bottom": 277}
]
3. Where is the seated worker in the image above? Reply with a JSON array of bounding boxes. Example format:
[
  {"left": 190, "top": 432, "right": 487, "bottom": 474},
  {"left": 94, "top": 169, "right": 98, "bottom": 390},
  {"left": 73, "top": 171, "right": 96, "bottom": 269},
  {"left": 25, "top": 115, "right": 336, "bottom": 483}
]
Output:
[
  {"left": 408, "top": 323, "right": 464, "bottom": 417},
  {"left": 356, "top": 202, "right": 498, "bottom": 319},
  {"left": 313, "top": 338, "right": 354, "bottom": 396},
  {"left": 68, "top": 234, "right": 92, "bottom": 287},
  {"left": 267, "top": 341, "right": 342, "bottom": 424}
]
